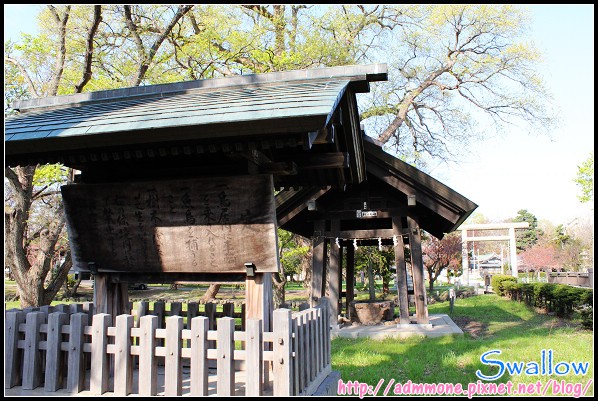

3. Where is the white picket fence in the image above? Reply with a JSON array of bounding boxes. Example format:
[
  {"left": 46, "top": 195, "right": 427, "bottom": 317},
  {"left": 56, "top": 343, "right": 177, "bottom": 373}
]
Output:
[{"left": 5, "top": 299, "right": 331, "bottom": 396}]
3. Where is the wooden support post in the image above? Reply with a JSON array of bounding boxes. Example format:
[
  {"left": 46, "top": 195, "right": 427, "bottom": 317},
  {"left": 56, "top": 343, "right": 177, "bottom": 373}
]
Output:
[
  {"left": 346, "top": 245, "right": 355, "bottom": 320},
  {"left": 328, "top": 220, "right": 341, "bottom": 327},
  {"left": 139, "top": 316, "right": 158, "bottom": 396},
  {"left": 5, "top": 310, "right": 26, "bottom": 388},
  {"left": 45, "top": 312, "right": 69, "bottom": 392},
  {"left": 245, "top": 319, "right": 263, "bottom": 396},
  {"left": 392, "top": 217, "right": 410, "bottom": 325},
  {"left": 245, "top": 273, "right": 273, "bottom": 331},
  {"left": 407, "top": 216, "right": 429, "bottom": 324},
  {"left": 90, "top": 313, "right": 111, "bottom": 395},
  {"left": 22, "top": 311, "right": 45, "bottom": 390},
  {"left": 246, "top": 272, "right": 273, "bottom": 386},
  {"left": 93, "top": 273, "right": 130, "bottom": 322},
  {"left": 273, "top": 309, "right": 292, "bottom": 397},
  {"left": 311, "top": 220, "right": 326, "bottom": 306},
  {"left": 165, "top": 316, "right": 184, "bottom": 396},
  {"left": 190, "top": 316, "right": 209, "bottom": 396},
  {"left": 217, "top": 317, "right": 235, "bottom": 396}
]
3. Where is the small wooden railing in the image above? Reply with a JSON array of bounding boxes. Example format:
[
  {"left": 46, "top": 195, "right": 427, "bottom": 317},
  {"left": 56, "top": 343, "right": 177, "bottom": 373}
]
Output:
[{"left": 5, "top": 299, "right": 331, "bottom": 396}]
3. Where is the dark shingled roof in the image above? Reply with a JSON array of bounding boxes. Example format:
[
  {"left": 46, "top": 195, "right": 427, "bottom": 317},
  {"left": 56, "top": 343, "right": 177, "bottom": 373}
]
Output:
[
  {"left": 5, "top": 64, "right": 387, "bottom": 171},
  {"left": 276, "top": 136, "right": 478, "bottom": 239}
]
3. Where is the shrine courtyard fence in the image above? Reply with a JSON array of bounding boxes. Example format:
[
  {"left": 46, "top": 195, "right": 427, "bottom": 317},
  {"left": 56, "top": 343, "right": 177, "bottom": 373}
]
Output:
[{"left": 5, "top": 299, "right": 331, "bottom": 396}]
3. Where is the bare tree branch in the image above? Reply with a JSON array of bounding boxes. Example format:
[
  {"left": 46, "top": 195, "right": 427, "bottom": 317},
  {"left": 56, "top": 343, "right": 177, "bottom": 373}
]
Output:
[
  {"left": 47, "top": 5, "right": 71, "bottom": 96},
  {"left": 74, "top": 5, "right": 102, "bottom": 93},
  {"left": 4, "top": 57, "right": 40, "bottom": 98}
]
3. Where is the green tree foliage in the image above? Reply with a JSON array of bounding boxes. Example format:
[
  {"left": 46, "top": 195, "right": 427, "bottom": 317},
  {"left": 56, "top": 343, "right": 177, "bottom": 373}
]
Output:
[
  {"left": 5, "top": 4, "right": 556, "bottom": 305},
  {"left": 274, "top": 228, "right": 310, "bottom": 307},
  {"left": 573, "top": 152, "right": 594, "bottom": 204},
  {"left": 512, "top": 209, "right": 542, "bottom": 252}
]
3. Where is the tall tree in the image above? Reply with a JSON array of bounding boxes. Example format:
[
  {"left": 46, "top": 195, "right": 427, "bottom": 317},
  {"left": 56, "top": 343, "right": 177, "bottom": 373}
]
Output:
[
  {"left": 512, "top": 209, "right": 541, "bottom": 252},
  {"left": 573, "top": 152, "right": 594, "bottom": 204},
  {"left": 5, "top": 165, "right": 73, "bottom": 307},
  {"left": 361, "top": 4, "right": 554, "bottom": 166},
  {"left": 422, "top": 232, "right": 462, "bottom": 291},
  {"left": 5, "top": 4, "right": 555, "bottom": 305}
]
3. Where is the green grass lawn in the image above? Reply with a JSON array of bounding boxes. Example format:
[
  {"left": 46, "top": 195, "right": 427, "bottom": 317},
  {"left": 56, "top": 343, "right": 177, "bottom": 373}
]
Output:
[{"left": 331, "top": 294, "right": 593, "bottom": 396}]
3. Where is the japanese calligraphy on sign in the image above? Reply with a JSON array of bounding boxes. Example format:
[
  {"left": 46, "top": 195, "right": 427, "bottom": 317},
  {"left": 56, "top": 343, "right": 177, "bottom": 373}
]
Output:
[{"left": 61, "top": 175, "right": 278, "bottom": 274}]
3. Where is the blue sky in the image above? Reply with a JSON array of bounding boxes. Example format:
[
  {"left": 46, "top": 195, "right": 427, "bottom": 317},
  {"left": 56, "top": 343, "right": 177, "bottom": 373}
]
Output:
[{"left": 4, "top": 4, "right": 594, "bottom": 226}]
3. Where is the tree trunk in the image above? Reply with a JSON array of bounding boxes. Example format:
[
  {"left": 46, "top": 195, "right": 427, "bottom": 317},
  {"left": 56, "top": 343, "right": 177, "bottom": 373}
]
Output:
[
  {"left": 201, "top": 284, "right": 221, "bottom": 302},
  {"left": 428, "top": 276, "right": 436, "bottom": 292},
  {"left": 382, "top": 275, "right": 390, "bottom": 296},
  {"left": 272, "top": 272, "right": 287, "bottom": 308},
  {"left": 368, "top": 261, "right": 375, "bottom": 301}
]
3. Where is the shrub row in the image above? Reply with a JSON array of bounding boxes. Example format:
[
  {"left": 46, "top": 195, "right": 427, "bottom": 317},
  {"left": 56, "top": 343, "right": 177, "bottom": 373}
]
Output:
[
  {"left": 491, "top": 274, "right": 593, "bottom": 328},
  {"left": 491, "top": 274, "right": 517, "bottom": 296}
]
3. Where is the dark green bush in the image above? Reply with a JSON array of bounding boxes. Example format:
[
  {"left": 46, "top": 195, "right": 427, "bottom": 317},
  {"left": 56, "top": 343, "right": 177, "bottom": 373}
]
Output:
[
  {"left": 496, "top": 278, "right": 593, "bottom": 328},
  {"left": 491, "top": 275, "right": 517, "bottom": 296}
]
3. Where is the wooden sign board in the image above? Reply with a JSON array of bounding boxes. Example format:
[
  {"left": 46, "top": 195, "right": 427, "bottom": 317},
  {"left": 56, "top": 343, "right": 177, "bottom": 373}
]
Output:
[{"left": 61, "top": 175, "right": 279, "bottom": 274}]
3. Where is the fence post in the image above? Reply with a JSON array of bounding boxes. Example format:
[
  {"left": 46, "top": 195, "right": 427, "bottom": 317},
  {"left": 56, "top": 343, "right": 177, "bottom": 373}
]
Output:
[
  {"left": 217, "top": 317, "right": 235, "bottom": 396},
  {"left": 22, "top": 311, "right": 45, "bottom": 390},
  {"left": 205, "top": 302, "right": 216, "bottom": 349},
  {"left": 165, "top": 315, "right": 184, "bottom": 396},
  {"left": 40, "top": 305, "right": 55, "bottom": 317},
  {"left": 138, "top": 315, "right": 158, "bottom": 396},
  {"left": 300, "top": 313, "right": 308, "bottom": 391},
  {"left": 114, "top": 314, "right": 134, "bottom": 396},
  {"left": 170, "top": 302, "right": 183, "bottom": 317},
  {"left": 187, "top": 302, "right": 199, "bottom": 329},
  {"left": 5, "top": 310, "right": 26, "bottom": 388},
  {"left": 223, "top": 302, "right": 235, "bottom": 317},
  {"left": 70, "top": 303, "right": 83, "bottom": 314},
  {"left": 292, "top": 316, "right": 299, "bottom": 395},
  {"left": 321, "top": 298, "right": 330, "bottom": 366},
  {"left": 67, "top": 312, "right": 88, "bottom": 393},
  {"left": 90, "top": 313, "right": 111, "bottom": 395},
  {"left": 55, "top": 304, "right": 70, "bottom": 315},
  {"left": 273, "top": 308, "right": 292, "bottom": 396},
  {"left": 190, "top": 316, "right": 209, "bottom": 396},
  {"left": 314, "top": 307, "right": 321, "bottom": 375},
  {"left": 246, "top": 318, "right": 263, "bottom": 396},
  {"left": 154, "top": 300, "right": 166, "bottom": 327},
  {"left": 241, "top": 304, "right": 246, "bottom": 331},
  {"left": 45, "top": 312, "right": 68, "bottom": 392}
]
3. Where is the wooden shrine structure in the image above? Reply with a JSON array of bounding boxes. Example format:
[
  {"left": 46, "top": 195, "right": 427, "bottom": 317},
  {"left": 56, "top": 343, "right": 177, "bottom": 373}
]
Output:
[
  {"left": 6, "top": 64, "right": 387, "bottom": 327},
  {"left": 276, "top": 137, "right": 478, "bottom": 325},
  {"left": 5, "top": 63, "right": 478, "bottom": 395}
]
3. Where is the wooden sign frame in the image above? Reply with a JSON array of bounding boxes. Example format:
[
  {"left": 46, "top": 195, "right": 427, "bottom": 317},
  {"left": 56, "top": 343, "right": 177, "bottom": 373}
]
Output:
[{"left": 62, "top": 174, "right": 279, "bottom": 274}]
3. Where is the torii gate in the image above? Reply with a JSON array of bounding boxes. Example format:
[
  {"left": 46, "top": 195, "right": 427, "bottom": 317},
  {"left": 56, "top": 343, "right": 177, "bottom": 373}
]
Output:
[{"left": 457, "top": 222, "right": 530, "bottom": 284}]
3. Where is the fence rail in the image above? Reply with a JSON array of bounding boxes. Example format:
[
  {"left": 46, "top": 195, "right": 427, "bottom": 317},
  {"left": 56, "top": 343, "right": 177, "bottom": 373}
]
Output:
[
  {"left": 5, "top": 299, "right": 331, "bottom": 396},
  {"left": 547, "top": 271, "right": 593, "bottom": 288}
]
